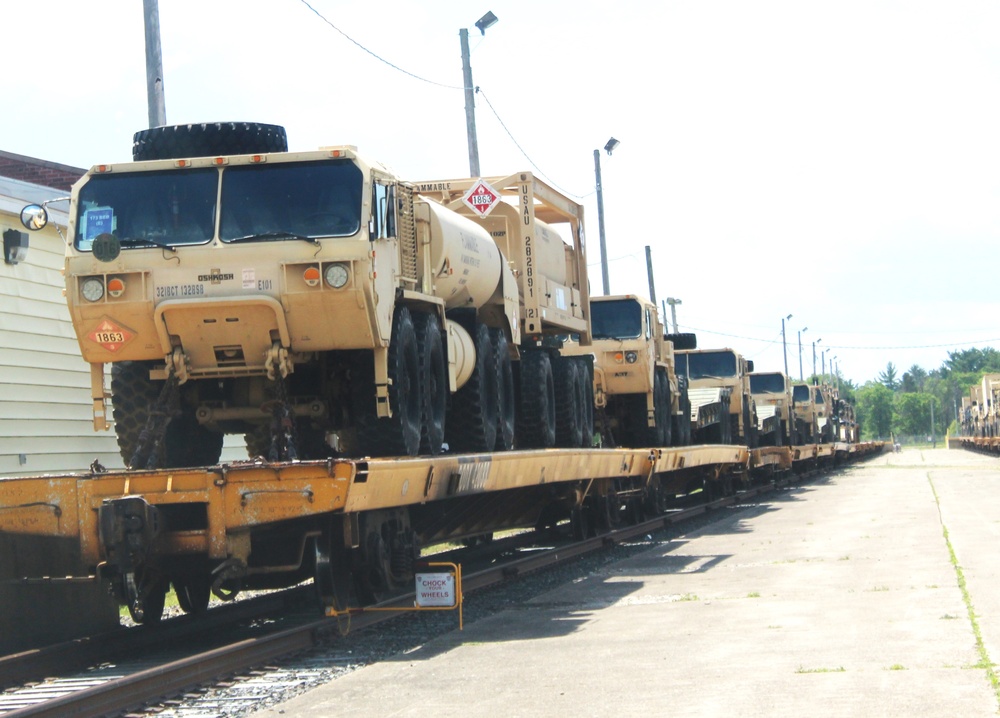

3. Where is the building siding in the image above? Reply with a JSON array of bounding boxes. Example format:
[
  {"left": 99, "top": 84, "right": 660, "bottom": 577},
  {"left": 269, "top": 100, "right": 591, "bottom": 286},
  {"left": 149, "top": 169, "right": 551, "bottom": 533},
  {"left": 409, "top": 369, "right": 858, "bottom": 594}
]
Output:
[{"left": 0, "top": 168, "right": 243, "bottom": 477}]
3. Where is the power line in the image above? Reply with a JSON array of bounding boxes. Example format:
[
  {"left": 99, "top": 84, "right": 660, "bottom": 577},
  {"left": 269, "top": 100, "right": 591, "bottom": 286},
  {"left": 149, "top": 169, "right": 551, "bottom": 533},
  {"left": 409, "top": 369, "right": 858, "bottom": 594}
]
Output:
[
  {"left": 683, "top": 325, "right": 1000, "bottom": 351},
  {"left": 296, "top": 0, "right": 582, "bottom": 196}
]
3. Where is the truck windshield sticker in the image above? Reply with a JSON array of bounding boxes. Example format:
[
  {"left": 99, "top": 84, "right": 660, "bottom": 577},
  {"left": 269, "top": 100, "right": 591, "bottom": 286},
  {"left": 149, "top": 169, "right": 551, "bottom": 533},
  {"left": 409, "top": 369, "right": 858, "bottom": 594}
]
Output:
[{"left": 83, "top": 207, "right": 114, "bottom": 241}]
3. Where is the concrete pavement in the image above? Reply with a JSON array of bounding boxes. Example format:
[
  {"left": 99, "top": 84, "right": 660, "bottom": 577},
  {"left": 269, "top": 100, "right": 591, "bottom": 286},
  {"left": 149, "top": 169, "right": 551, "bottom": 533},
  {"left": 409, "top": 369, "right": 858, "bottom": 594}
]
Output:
[{"left": 261, "top": 448, "right": 1000, "bottom": 717}]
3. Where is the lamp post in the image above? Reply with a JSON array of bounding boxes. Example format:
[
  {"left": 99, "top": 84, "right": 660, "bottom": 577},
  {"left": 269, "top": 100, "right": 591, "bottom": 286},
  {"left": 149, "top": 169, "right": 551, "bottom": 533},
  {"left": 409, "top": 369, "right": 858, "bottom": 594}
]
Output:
[
  {"left": 821, "top": 350, "right": 827, "bottom": 384},
  {"left": 666, "top": 297, "right": 682, "bottom": 333},
  {"left": 594, "top": 137, "right": 619, "bottom": 296},
  {"left": 459, "top": 11, "right": 498, "bottom": 177},
  {"left": 781, "top": 314, "right": 792, "bottom": 379},
  {"left": 798, "top": 326, "right": 808, "bottom": 381},
  {"left": 812, "top": 339, "right": 821, "bottom": 384}
]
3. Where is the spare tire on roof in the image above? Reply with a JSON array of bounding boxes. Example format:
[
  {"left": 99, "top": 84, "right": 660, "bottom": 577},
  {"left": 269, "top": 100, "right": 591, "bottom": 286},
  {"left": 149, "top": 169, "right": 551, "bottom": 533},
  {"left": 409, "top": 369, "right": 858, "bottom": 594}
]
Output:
[
  {"left": 132, "top": 122, "right": 288, "bottom": 161},
  {"left": 666, "top": 332, "right": 698, "bottom": 351}
]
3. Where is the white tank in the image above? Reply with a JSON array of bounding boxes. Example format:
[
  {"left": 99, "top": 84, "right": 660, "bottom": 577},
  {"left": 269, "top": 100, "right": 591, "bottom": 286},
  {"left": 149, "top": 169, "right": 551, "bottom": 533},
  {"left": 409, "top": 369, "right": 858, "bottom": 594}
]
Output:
[{"left": 421, "top": 200, "right": 504, "bottom": 310}]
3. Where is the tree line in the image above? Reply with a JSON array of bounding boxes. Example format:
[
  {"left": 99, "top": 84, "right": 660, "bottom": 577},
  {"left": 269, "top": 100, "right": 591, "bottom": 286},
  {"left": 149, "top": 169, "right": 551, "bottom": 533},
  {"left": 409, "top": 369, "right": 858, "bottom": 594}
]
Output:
[{"left": 851, "top": 347, "right": 1000, "bottom": 441}]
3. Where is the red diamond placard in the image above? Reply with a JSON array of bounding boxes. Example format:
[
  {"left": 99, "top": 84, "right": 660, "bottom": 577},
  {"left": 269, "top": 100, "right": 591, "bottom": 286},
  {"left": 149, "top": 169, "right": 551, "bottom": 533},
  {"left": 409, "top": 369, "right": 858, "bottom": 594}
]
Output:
[
  {"left": 88, "top": 317, "right": 135, "bottom": 353},
  {"left": 462, "top": 180, "right": 500, "bottom": 217}
]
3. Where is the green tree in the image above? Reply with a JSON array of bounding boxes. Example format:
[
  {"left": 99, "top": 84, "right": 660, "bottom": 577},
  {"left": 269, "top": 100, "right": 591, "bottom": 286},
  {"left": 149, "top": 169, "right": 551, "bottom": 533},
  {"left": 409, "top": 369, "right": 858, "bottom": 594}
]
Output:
[
  {"left": 943, "top": 348, "right": 1000, "bottom": 375},
  {"left": 877, "top": 362, "right": 899, "bottom": 391},
  {"left": 894, "top": 392, "right": 938, "bottom": 437},
  {"left": 856, "top": 382, "right": 894, "bottom": 439},
  {"left": 900, "top": 365, "right": 927, "bottom": 393}
]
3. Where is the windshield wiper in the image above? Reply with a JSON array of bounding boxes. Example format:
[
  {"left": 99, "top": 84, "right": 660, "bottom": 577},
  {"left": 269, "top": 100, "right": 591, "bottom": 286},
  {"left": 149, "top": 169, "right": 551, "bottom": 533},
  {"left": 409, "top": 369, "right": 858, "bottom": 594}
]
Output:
[
  {"left": 227, "top": 231, "right": 318, "bottom": 244},
  {"left": 121, "top": 236, "right": 177, "bottom": 252}
]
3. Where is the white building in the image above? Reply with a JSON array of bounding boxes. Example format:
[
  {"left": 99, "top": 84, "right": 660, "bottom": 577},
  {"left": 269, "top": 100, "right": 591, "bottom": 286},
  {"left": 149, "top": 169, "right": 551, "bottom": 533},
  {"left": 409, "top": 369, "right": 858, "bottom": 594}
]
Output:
[{"left": 0, "top": 151, "right": 243, "bottom": 477}]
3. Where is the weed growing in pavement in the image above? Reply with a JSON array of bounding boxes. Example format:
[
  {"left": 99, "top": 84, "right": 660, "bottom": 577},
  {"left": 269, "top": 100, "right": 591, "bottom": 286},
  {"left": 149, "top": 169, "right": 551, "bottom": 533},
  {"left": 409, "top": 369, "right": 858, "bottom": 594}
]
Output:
[
  {"left": 747, "top": 592, "right": 761, "bottom": 598},
  {"left": 887, "top": 664, "right": 907, "bottom": 671},
  {"left": 676, "top": 593, "right": 699, "bottom": 602},
  {"left": 928, "top": 473, "right": 1000, "bottom": 707},
  {"left": 940, "top": 614, "right": 960, "bottom": 620},
  {"left": 839, "top": 555, "right": 851, "bottom": 560},
  {"left": 796, "top": 666, "right": 846, "bottom": 674}
]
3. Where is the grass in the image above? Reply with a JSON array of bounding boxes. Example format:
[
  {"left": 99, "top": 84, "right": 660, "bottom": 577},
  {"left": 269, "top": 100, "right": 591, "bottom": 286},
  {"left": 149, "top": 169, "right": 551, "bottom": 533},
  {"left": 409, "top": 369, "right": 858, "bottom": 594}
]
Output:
[
  {"left": 887, "top": 664, "right": 907, "bottom": 671},
  {"left": 676, "top": 593, "right": 700, "bottom": 602},
  {"left": 747, "top": 591, "right": 761, "bottom": 598},
  {"left": 928, "top": 473, "right": 1000, "bottom": 706},
  {"left": 796, "top": 666, "right": 846, "bottom": 674}
]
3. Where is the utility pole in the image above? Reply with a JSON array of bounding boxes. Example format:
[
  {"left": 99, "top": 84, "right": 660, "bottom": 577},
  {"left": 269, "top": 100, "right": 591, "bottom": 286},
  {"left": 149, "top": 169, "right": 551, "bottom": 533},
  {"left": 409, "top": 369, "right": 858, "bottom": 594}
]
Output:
[
  {"left": 143, "top": 0, "right": 166, "bottom": 127},
  {"left": 930, "top": 397, "right": 936, "bottom": 448},
  {"left": 459, "top": 12, "right": 498, "bottom": 178},
  {"left": 798, "top": 326, "right": 807, "bottom": 381},
  {"left": 645, "top": 246, "right": 656, "bottom": 306},
  {"left": 459, "top": 28, "right": 479, "bottom": 177},
  {"left": 781, "top": 314, "right": 792, "bottom": 379}
]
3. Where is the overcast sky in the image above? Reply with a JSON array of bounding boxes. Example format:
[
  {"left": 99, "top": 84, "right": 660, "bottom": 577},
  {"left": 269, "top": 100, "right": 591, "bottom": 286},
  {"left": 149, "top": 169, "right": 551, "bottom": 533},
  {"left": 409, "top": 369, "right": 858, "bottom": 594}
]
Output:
[{"left": 5, "top": 0, "right": 999, "bottom": 385}]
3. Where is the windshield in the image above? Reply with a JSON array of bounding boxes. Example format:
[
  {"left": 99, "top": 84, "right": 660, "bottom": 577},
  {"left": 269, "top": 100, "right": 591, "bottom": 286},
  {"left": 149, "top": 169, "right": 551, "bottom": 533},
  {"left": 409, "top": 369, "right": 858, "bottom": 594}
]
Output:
[
  {"left": 75, "top": 169, "right": 217, "bottom": 250},
  {"left": 750, "top": 373, "right": 786, "bottom": 393},
  {"left": 590, "top": 299, "right": 642, "bottom": 340},
  {"left": 676, "top": 350, "right": 737, "bottom": 379},
  {"left": 73, "top": 159, "right": 365, "bottom": 252},
  {"left": 813, "top": 388, "right": 825, "bottom": 405},
  {"left": 220, "top": 160, "right": 362, "bottom": 241},
  {"left": 792, "top": 385, "right": 811, "bottom": 402}
]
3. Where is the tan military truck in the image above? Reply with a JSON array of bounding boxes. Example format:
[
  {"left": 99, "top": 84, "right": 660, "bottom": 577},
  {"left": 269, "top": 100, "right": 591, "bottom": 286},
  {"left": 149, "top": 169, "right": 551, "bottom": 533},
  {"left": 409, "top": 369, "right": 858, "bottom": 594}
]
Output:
[
  {"left": 560, "top": 294, "right": 692, "bottom": 448},
  {"left": 749, "top": 371, "right": 795, "bottom": 446},
  {"left": 21, "top": 122, "right": 594, "bottom": 468},
  {"left": 676, "top": 348, "right": 758, "bottom": 446},
  {"left": 791, "top": 383, "right": 818, "bottom": 443}
]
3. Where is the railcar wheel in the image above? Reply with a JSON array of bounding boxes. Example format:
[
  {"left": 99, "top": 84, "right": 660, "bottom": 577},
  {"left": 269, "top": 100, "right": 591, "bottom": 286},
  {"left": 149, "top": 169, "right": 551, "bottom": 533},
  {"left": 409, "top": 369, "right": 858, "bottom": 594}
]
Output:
[
  {"left": 315, "top": 518, "right": 352, "bottom": 613},
  {"left": 570, "top": 504, "right": 591, "bottom": 540},
  {"left": 517, "top": 351, "right": 556, "bottom": 448},
  {"left": 355, "top": 307, "right": 422, "bottom": 457},
  {"left": 446, "top": 322, "right": 498, "bottom": 452},
  {"left": 415, "top": 312, "right": 447, "bottom": 455},
  {"left": 554, "top": 358, "right": 583, "bottom": 448},
  {"left": 174, "top": 575, "right": 212, "bottom": 614},
  {"left": 491, "top": 327, "right": 516, "bottom": 451}
]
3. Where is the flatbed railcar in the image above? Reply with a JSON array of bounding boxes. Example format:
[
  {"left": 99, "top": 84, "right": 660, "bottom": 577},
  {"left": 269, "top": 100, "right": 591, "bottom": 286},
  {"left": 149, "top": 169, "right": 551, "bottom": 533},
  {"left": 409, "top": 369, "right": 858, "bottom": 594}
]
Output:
[{"left": 0, "top": 440, "right": 883, "bottom": 635}]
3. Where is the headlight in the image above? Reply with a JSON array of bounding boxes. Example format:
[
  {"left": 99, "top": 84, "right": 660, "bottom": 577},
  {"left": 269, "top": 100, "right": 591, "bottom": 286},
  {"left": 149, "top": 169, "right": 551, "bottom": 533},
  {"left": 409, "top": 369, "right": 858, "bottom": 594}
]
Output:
[
  {"left": 625, "top": 351, "right": 638, "bottom": 364},
  {"left": 324, "top": 263, "right": 350, "bottom": 289},
  {"left": 81, "top": 277, "right": 105, "bottom": 302}
]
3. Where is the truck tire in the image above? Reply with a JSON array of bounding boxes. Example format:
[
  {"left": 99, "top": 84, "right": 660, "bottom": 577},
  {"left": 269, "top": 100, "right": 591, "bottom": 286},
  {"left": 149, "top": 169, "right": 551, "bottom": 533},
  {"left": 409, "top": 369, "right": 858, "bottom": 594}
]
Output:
[
  {"left": 111, "top": 361, "right": 160, "bottom": 467},
  {"left": 657, "top": 369, "right": 673, "bottom": 448},
  {"left": 446, "top": 322, "right": 497, "bottom": 452},
  {"left": 554, "top": 358, "right": 583, "bottom": 448},
  {"left": 414, "top": 312, "right": 446, "bottom": 455},
  {"left": 666, "top": 333, "right": 697, "bottom": 351},
  {"left": 132, "top": 122, "right": 288, "bottom": 161},
  {"left": 517, "top": 351, "right": 556, "bottom": 449},
  {"left": 163, "top": 413, "right": 225, "bottom": 467},
  {"left": 355, "top": 307, "right": 422, "bottom": 457},
  {"left": 574, "top": 357, "right": 594, "bottom": 447},
  {"left": 491, "top": 327, "right": 515, "bottom": 451}
]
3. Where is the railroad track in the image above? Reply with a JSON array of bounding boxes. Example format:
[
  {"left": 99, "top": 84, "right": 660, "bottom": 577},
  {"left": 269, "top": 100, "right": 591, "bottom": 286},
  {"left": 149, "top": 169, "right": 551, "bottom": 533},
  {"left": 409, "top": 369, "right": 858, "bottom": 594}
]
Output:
[{"left": 0, "top": 465, "right": 838, "bottom": 718}]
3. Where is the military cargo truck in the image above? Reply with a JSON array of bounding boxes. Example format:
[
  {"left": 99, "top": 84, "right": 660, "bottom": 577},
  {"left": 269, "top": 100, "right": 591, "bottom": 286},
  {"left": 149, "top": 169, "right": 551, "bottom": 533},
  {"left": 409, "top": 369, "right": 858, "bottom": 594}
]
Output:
[
  {"left": 676, "top": 348, "right": 758, "bottom": 446},
  {"left": 791, "top": 383, "right": 818, "bottom": 443},
  {"left": 749, "top": 371, "right": 795, "bottom": 446},
  {"left": 20, "top": 122, "right": 594, "bottom": 467},
  {"left": 560, "top": 294, "right": 692, "bottom": 448}
]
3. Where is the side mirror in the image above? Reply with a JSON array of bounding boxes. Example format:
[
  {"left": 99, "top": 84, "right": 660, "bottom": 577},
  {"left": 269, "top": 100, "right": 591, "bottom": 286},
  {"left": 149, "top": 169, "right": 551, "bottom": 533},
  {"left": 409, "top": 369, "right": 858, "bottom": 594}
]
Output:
[
  {"left": 746, "top": 360, "right": 755, "bottom": 373},
  {"left": 20, "top": 204, "right": 49, "bottom": 231}
]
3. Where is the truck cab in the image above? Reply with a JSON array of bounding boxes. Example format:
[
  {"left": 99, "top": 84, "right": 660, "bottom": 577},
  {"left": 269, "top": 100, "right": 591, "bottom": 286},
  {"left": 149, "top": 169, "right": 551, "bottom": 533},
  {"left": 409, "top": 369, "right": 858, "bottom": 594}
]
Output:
[
  {"left": 749, "top": 371, "right": 795, "bottom": 446},
  {"left": 676, "top": 348, "right": 757, "bottom": 446}
]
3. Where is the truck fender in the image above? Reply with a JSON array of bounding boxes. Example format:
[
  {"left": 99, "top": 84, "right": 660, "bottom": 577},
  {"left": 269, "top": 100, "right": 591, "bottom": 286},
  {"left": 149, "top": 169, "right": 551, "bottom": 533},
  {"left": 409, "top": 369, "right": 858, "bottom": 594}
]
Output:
[{"left": 446, "top": 320, "right": 476, "bottom": 392}]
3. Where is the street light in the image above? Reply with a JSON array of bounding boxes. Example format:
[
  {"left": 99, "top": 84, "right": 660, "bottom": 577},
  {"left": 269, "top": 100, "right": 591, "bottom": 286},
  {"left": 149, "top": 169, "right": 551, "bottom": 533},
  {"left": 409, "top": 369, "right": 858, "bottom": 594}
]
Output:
[
  {"left": 594, "top": 137, "right": 619, "bottom": 295},
  {"left": 666, "top": 297, "right": 682, "bottom": 333},
  {"left": 460, "top": 11, "right": 498, "bottom": 177},
  {"left": 798, "top": 326, "right": 808, "bottom": 381},
  {"left": 781, "top": 314, "right": 792, "bottom": 379}
]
